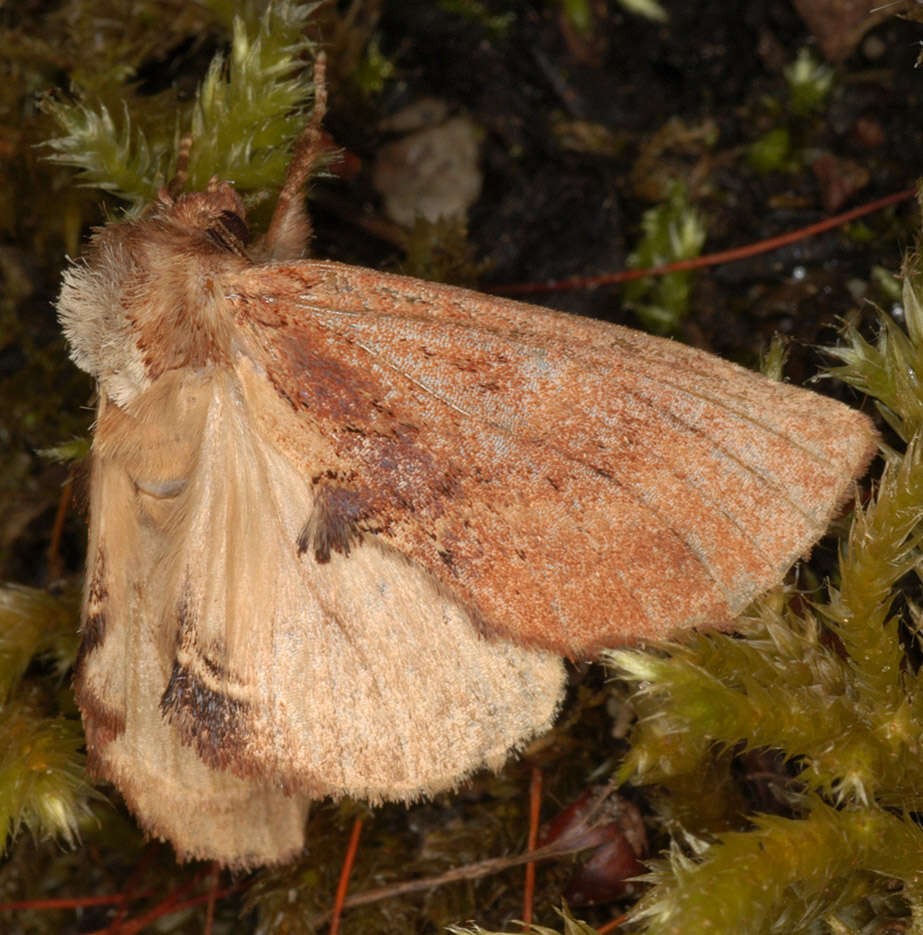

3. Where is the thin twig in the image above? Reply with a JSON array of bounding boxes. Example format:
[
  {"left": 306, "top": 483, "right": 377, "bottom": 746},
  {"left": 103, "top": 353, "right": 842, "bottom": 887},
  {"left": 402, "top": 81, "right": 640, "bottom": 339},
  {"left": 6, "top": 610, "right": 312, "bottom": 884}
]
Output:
[{"left": 307, "top": 818, "right": 614, "bottom": 928}]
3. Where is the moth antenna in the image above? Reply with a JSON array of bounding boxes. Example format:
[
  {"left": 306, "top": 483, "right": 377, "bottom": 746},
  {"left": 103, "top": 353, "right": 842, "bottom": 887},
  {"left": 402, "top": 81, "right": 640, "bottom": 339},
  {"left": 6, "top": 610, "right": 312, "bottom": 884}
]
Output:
[
  {"left": 260, "top": 52, "right": 329, "bottom": 261},
  {"left": 165, "top": 135, "right": 193, "bottom": 200}
]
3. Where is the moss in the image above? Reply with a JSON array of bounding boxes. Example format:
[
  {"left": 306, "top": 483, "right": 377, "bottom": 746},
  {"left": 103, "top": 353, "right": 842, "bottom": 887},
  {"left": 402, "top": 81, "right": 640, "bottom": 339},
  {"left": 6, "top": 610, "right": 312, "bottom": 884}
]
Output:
[
  {"left": 623, "top": 181, "right": 706, "bottom": 334},
  {"left": 587, "top": 239, "right": 923, "bottom": 933}
]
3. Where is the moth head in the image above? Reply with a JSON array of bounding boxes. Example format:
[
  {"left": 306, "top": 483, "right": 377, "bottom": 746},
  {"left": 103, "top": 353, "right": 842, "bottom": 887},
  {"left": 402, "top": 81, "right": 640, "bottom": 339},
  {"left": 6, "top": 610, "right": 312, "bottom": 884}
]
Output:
[
  {"left": 58, "top": 177, "right": 253, "bottom": 406},
  {"left": 156, "top": 178, "right": 251, "bottom": 258}
]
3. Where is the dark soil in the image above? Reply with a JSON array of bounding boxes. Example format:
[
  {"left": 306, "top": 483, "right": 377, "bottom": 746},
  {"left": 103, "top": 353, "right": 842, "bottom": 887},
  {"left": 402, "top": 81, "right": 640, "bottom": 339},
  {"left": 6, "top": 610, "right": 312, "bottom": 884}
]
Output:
[{"left": 315, "top": 0, "right": 922, "bottom": 383}]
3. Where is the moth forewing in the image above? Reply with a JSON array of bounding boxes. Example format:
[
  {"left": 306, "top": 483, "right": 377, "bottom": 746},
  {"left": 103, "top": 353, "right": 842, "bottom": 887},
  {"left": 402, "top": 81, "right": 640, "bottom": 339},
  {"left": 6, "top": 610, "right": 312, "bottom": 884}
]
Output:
[{"left": 233, "top": 260, "right": 877, "bottom": 656}]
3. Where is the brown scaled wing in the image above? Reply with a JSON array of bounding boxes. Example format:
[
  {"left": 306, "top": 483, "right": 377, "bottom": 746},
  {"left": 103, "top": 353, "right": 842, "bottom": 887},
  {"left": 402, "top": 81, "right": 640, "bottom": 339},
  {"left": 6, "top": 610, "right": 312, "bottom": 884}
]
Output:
[{"left": 230, "top": 260, "right": 878, "bottom": 657}]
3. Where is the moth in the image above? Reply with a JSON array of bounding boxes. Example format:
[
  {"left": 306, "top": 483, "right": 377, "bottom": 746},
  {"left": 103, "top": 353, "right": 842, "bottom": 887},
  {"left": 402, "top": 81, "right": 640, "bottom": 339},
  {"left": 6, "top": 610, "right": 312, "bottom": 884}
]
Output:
[{"left": 58, "top": 68, "right": 877, "bottom": 868}]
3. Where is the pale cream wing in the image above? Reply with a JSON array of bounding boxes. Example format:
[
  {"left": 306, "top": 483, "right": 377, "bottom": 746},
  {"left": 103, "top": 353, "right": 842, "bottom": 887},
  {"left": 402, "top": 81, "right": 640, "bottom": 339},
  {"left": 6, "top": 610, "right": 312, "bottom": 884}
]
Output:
[
  {"left": 75, "top": 384, "right": 310, "bottom": 869},
  {"left": 148, "top": 361, "right": 566, "bottom": 800}
]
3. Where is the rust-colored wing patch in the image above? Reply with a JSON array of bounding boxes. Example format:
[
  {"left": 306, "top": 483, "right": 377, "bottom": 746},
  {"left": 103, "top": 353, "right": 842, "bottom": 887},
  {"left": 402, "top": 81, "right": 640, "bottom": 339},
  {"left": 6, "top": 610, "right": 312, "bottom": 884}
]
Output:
[{"left": 232, "top": 261, "right": 877, "bottom": 656}]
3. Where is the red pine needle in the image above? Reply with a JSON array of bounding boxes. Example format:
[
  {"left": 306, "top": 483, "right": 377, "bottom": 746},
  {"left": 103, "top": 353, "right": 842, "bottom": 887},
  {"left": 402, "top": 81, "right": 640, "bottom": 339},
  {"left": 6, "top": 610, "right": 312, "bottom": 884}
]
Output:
[
  {"left": 81, "top": 869, "right": 232, "bottom": 935},
  {"left": 493, "top": 187, "right": 915, "bottom": 296},
  {"left": 87, "top": 886, "right": 239, "bottom": 935},
  {"left": 203, "top": 863, "right": 220, "bottom": 935},
  {"left": 46, "top": 475, "right": 72, "bottom": 580},
  {"left": 330, "top": 817, "right": 364, "bottom": 935},
  {"left": 596, "top": 912, "right": 629, "bottom": 934},
  {"left": 106, "top": 841, "right": 161, "bottom": 931},
  {"left": 523, "top": 766, "right": 543, "bottom": 926},
  {"left": 0, "top": 893, "right": 147, "bottom": 911}
]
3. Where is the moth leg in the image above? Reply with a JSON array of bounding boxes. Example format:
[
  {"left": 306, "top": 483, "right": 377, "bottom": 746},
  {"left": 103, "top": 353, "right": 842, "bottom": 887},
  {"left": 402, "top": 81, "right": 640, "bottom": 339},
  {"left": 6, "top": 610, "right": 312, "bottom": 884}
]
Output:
[{"left": 260, "top": 52, "right": 329, "bottom": 260}]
